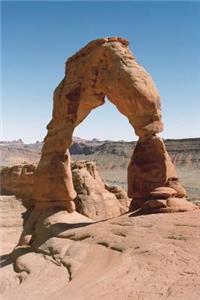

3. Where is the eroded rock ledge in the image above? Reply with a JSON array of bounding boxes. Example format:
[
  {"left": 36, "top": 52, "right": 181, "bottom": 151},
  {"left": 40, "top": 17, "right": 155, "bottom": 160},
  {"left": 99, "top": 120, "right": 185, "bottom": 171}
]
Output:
[{"left": 0, "top": 161, "right": 130, "bottom": 220}]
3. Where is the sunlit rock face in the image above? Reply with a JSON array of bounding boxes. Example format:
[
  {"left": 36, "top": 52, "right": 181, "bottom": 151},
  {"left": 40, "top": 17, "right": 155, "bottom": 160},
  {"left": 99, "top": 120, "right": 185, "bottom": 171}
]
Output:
[
  {"left": 31, "top": 36, "right": 197, "bottom": 214},
  {"left": 0, "top": 161, "right": 130, "bottom": 220},
  {"left": 72, "top": 161, "right": 130, "bottom": 220},
  {"left": 1, "top": 164, "right": 36, "bottom": 201}
]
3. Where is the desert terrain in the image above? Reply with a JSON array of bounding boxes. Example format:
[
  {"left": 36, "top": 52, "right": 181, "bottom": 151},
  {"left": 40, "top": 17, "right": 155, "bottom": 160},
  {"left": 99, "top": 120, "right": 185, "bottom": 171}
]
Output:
[
  {"left": 0, "top": 194, "right": 200, "bottom": 300},
  {"left": 0, "top": 137, "right": 200, "bottom": 299},
  {"left": 1, "top": 137, "right": 200, "bottom": 202}
]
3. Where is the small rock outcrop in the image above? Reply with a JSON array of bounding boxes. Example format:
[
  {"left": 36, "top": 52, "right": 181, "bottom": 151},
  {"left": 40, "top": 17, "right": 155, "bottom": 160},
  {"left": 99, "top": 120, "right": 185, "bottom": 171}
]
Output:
[
  {"left": 0, "top": 162, "right": 130, "bottom": 220},
  {"left": 1, "top": 164, "right": 36, "bottom": 201},
  {"left": 72, "top": 161, "right": 130, "bottom": 220}
]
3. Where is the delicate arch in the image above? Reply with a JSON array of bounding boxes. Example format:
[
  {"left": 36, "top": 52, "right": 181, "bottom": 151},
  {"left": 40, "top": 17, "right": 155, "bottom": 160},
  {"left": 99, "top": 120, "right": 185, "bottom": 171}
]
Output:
[{"left": 33, "top": 37, "right": 186, "bottom": 213}]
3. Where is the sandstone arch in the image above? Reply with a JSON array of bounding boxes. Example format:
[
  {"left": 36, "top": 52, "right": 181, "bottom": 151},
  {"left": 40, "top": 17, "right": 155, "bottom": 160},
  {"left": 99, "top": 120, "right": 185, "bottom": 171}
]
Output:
[{"left": 33, "top": 37, "right": 197, "bottom": 213}]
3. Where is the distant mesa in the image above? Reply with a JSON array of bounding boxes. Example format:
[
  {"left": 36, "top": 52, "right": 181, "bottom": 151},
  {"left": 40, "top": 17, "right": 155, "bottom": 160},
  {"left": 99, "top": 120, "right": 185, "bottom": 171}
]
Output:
[{"left": 1, "top": 137, "right": 200, "bottom": 168}]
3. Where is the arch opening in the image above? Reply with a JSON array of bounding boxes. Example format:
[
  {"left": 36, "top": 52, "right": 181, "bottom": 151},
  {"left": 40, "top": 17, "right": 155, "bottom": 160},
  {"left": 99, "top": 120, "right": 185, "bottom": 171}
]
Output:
[
  {"left": 73, "top": 98, "right": 136, "bottom": 141},
  {"left": 72, "top": 98, "right": 136, "bottom": 190}
]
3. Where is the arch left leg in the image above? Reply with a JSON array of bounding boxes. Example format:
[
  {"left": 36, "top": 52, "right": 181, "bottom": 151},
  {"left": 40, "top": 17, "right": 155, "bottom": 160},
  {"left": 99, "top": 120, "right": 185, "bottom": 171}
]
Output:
[{"left": 33, "top": 79, "right": 105, "bottom": 210}]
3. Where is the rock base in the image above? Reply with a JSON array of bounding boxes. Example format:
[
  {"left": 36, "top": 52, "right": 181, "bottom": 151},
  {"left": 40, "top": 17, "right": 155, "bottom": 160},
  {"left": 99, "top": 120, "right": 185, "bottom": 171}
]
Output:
[{"left": 141, "top": 197, "right": 199, "bottom": 213}]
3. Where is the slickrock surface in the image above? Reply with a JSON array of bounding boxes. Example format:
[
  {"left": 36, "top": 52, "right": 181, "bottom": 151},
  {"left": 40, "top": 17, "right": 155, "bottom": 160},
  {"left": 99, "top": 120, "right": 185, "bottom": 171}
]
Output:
[
  {"left": 0, "top": 196, "right": 26, "bottom": 297},
  {"left": 0, "top": 195, "right": 200, "bottom": 300},
  {"left": 0, "top": 196, "right": 25, "bottom": 251},
  {"left": 0, "top": 161, "right": 130, "bottom": 220}
]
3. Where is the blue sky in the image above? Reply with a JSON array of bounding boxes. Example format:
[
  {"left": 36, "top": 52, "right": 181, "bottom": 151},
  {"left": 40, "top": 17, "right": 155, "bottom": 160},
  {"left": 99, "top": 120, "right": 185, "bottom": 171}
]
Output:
[{"left": 2, "top": 1, "right": 200, "bottom": 142}]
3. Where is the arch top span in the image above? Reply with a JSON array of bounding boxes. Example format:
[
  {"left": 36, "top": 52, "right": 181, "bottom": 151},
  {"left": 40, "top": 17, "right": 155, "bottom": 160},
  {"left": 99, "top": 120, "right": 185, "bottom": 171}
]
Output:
[
  {"left": 66, "top": 36, "right": 129, "bottom": 67},
  {"left": 57, "top": 35, "right": 163, "bottom": 139},
  {"left": 32, "top": 37, "right": 196, "bottom": 215}
]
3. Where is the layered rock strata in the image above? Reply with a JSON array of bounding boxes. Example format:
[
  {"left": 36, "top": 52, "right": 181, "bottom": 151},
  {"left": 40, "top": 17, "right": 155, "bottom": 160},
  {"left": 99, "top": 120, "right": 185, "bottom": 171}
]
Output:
[{"left": 1, "top": 164, "right": 35, "bottom": 201}]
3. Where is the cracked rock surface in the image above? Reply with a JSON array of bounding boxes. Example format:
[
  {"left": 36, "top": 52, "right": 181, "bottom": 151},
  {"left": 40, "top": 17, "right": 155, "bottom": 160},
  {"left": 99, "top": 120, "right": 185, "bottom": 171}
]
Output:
[{"left": 1, "top": 195, "right": 200, "bottom": 300}]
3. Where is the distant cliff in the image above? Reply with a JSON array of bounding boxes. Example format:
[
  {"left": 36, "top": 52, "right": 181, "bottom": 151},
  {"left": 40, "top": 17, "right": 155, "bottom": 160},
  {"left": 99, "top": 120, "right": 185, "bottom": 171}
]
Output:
[
  {"left": 165, "top": 138, "right": 200, "bottom": 168},
  {"left": 0, "top": 137, "right": 199, "bottom": 169}
]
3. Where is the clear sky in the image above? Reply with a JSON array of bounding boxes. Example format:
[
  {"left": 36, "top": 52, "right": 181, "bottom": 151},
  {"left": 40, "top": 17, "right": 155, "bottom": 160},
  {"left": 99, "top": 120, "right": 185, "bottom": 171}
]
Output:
[{"left": 1, "top": 1, "right": 200, "bottom": 143}]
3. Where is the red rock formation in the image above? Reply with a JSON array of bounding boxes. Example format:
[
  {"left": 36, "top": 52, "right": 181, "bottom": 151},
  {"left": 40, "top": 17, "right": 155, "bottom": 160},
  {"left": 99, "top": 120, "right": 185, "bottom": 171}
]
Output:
[
  {"left": 72, "top": 161, "right": 130, "bottom": 220},
  {"left": 0, "top": 162, "right": 130, "bottom": 220},
  {"left": 32, "top": 37, "right": 198, "bottom": 214},
  {"left": 1, "top": 164, "right": 36, "bottom": 200}
]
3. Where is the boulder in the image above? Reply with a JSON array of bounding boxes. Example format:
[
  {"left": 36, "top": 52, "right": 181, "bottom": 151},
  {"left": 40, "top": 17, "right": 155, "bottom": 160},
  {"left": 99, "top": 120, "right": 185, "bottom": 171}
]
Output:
[
  {"left": 141, "top": 197, "right": 198, "bottom": 213},
  {"left": 166, "top": 177, "right": 187, "bottom": 198},
  {"left": 72, "top": 161, "right": 130, "bottom": 220}
]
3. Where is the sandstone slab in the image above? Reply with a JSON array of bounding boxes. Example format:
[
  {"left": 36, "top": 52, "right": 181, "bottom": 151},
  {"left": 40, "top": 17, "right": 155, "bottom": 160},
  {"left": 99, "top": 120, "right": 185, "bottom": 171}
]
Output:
[
  {"left": 150, "top": 186, "right": 177, "bottom": 199},
  {"left": 1, "top": 197, "right": 200, "bottom": 300},
  {"left": 141, "top": 197, "right": 198, "bottom": 214}
]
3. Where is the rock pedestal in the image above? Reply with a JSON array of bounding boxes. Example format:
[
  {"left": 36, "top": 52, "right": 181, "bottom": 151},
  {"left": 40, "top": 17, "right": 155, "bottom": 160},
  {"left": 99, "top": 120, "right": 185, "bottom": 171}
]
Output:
[
  {"left": 128, "top": 136, "right": 177, "bottom": 200},
  {"left": 128, "top": 136, "right": 197, "bottom": 213}
]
